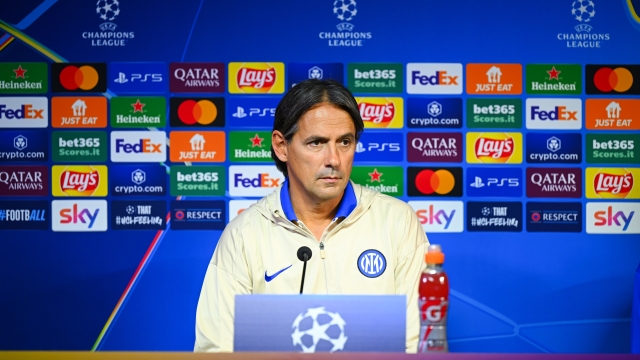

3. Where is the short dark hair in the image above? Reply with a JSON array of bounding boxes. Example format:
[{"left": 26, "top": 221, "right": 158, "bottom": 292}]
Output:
[{"left": 271, "top": 79, "right": 364, "bottom": 177}]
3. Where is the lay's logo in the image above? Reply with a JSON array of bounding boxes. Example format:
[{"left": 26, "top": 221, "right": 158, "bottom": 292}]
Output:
[
  {"left": 466, "top": 132, "right": 523, "bottom": 164},
  {"left": 355, "top": 97, "right": 404, "bottom": 128},
  {"left": 586, "top": 168, "right": 640, "bottom": 199},
  {"left": 228, "top": 62, "right": 285, "bottom": 94},
  {"left": 52, "top": 165, "right": 108, "bottom": 197}
]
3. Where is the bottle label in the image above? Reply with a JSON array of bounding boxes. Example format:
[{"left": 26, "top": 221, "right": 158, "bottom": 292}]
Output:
[{"left": 418, "top": 298, "right": 449, "bottom": 352}]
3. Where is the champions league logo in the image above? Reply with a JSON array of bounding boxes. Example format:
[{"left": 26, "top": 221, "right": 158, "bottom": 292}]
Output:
[
  {"left": 291, "top": 307, "right": 348, "bottom": 353},
  {"left": 318, "top": 0, "right": 372, "bottom": 47},
  {"left": 81, "top": 0, "right": 135, "bottom": 47},
  {"left": 557, "top": 0, "right": 610, "bottom": 48}
]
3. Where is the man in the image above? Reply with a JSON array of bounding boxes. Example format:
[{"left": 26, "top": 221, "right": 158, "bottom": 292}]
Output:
[{"left": 195, "top": 79, "right": 429, "bottom": 353}]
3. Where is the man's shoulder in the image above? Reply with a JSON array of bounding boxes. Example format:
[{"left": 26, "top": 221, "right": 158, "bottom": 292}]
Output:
[{"left": 224, "top": 195, "right": 274, "bottom": 233}]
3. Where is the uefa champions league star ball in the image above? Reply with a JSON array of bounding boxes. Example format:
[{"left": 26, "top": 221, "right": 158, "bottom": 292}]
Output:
[
  {"left": 333, "top": 0, "right": 357, "bottom": 21},
  {"left": 571, "top": 0, "right": 595, "bottom": 22},
  {"left": 96, "top": 0, "right": 121, "bottom": 21}
]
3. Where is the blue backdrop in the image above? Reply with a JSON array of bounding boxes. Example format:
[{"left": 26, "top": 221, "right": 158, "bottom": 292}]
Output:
[{"left": 0, "top": 0, "right": 639, "bottom": 354}]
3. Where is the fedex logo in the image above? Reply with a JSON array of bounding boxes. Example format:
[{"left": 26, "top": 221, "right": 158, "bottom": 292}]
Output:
[
  {"left": 52, "top": 200, "right": 107, "bottom": 232},
  {"left": 406, "top": 63, "right": 463, "bottom": 94},
  {"left": 526, "top": 99, "right": 582, "bottom": 130},
  {"left": 411, "top": 71, "right": 458, "bottom": 86},
  {"left": 229, "top": 165, "right": 284, "bottom": 197},
  {"left": 587, "top": 202, "right": 640, "bottom": 234},
  {"left": 110, "top": 131, "right": 166, "bottom": 162},
  {"left": 0, "top": 97, "right": 48, "bottom": 128},
  {"left": 409, "top": 201, "right": 463, "bottom": 232}
]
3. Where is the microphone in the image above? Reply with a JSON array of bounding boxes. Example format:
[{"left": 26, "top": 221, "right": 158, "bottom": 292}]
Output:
[{"left": 297, "top": 246, "right": 312, "bottom": 294}]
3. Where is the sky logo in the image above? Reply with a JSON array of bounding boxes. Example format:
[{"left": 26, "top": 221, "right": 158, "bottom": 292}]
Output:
[
  {"left": 0, "top": 97, "right": 48, "bottom": 128},
  {"left": 227, "top": 97, "right": 279, "bottom": 128},
  {"left": 526, "top": 98, "right": 582, "bottom": 130},
  {"left": 229, "top": 165, "right": 284, "bottom": 197},
  {"left": 526, "top": 133, "right": 581, "bottom": 164},
  {"left": 52, "top": 200, "right": 107, "bottom": 232},
  {"left": 110, "top": 131, "right": 166, "bottom": 162},
  {"left": 354, "top": 132, "right": 403, "bottom": 162},
  {"left": 109, "top": 62, "right": 167, "bottom": 94},
  {"left": 466, "top": 167, "right": 522, "bottom": 197},
  {"left": 406, "top": 63, "right": 463, "bottom": 94},
  {"left": 587, "top": 202, "right": 639, "bottom": 234},
  {"left": 409, "top": 201, "right": 463, "bottom": 232},
  {"left": 288, "top": 63, "right": 344, "bottom": 88}
]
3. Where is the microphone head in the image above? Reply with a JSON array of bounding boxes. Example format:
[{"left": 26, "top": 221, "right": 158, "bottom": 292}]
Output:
[{"left": 297, "top": 246, "right": 312, "bottom": 261}]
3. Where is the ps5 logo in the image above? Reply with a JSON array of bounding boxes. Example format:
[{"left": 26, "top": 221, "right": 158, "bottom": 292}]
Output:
[
  {"left": 355, "top": 142, "right": 400, "bottom": 153},
  {"left": 114, "top": 72, "right": 163, "bottom": 84},
  {"left": 232, "top": 106, "right": 276, "bottom": 118},
  {"left": 469, "top": 177, "right": 519, "bottom": 188}
]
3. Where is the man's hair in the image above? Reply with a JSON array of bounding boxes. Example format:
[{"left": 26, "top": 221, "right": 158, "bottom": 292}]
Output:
[{"left": 271, "top": 79, "right": 364, "bottom": 177}]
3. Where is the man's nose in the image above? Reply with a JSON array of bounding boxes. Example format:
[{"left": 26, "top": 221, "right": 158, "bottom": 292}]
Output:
[{"left": 324, "top": 143, "right": 341, "bottom": 168}]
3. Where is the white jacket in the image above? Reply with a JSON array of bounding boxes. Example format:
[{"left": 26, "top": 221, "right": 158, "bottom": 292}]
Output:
[{"left": 194, "top": 181, "right": 429, "bottom": 353}]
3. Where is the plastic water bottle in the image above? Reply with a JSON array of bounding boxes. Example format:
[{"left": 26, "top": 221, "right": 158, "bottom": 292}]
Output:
[{"left": 418, "top": 244, "right": 449, "bottom": 353}]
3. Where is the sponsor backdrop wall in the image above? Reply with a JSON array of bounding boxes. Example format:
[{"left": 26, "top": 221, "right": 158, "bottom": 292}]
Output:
[{"left": 0, "top": 0, "right": 639, "bottom": 353}]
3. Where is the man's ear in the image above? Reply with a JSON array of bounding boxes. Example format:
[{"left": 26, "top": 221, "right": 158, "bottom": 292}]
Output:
[{"left": 272, "top": 130, "right": 288, "bottom": 162}]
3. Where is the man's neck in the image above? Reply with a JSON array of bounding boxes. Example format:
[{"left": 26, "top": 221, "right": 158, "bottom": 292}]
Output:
[{"left": 287, "top": 179, "right": 344, "bottom": 226}]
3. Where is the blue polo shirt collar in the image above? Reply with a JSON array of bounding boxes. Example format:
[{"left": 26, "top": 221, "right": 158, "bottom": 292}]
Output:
[{"left": 280, "top": 179, "right": 357, "bottom": 222}]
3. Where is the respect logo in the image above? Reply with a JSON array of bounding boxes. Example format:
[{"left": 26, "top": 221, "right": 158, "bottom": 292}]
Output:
[
  {"left": 466, "top": 64, "right": 522, "bottom": 95},
  {"left": 466, "top": 132, "right": 522, "bottom": 164},
  {"left": 51, "top": 97, "right": 107, "bottom": 128},
  {"left": 0, "top": 63, "right": 47, "bottom": 94},
  {"left": 586, "top": 168, "right": 640, "bottom": 199},
  {"left": 355, "top": 97, "right": 403, "bottom": 128},
  {"left": 52, "top": 131, "right": 107, "bottom": 162},
  {"left": 0, "top": 97, "right": 48, "bottom": 128},
  {"left": 170, "top": 97, "right": 225, "bottom": 128},
  {"left": 169, "top": 131, "right": 226, "bottom": 163},
  {"left": 51, "top": 63, "right": 107, "bottom": 93},
  {"left": 585, "top": 99, "right": 640, "bottom": 130},
  {"left": 170, "top": 165, "right": 225, "bottom": 196},
  {"left": 228, "top": 62, "right": 285, "bottom": 94},
  {"left": 587, "top": 134, "right": 640, "bottom": 164},
  {"left": 52, "top": 165, "right": 108, "bottom": 197}
]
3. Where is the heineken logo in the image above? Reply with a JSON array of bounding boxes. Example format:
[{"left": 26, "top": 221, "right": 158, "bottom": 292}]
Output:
[
  {"left": 110, "top": 97, "right": 166, "bottom": 128},
  {"left": 229, "top": 131, "right": 272, "bottom": 162},
  {"left": 351, "top": 166, "right": 403, "bottom": 197},
  {"left": 526, "top": 64, "right": 581, "bottom": 94},
  {"left": 0, "top": 63, "right": 48, "bottom": 94}
]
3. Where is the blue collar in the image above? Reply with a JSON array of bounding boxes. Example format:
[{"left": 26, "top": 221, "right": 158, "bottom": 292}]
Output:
[{"left": 280, "top": 179, "right": 357, "bottom": 222}]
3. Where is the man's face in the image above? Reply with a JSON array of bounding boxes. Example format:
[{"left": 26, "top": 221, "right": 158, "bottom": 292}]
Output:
[{"left": 281, "top": 103, "right": 356, "bottom": 202}]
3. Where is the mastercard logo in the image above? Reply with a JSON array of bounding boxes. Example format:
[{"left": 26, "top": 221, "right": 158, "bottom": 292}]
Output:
[
  {"left": 587, "top": 65, "right": 640, "bottom": 95},
  {"left": 169, "top": 97, "right": 225, "bottom": 127},
  {"left": 408, "top": 167, "right": 462, "bottom": 197},
  {"left": 178, "top": 100, "right": 217, "bottom": 125},
  {"left": 593, "top": 67, "right": 633, "bottom": 93},
  {"left": 52, "top": 63, "right": 106, "bottom": 93}
]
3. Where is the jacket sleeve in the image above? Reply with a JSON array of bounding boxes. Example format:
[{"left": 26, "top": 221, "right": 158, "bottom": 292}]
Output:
[
  {"left": 194, "top": 225, "right": 253, "bottom": 352},
  {"left": 395, "top": 205, "right": 429, "bottom": 354}
]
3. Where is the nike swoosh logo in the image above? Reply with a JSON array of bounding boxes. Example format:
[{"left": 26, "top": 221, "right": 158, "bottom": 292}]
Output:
[{"left": 265, "top": 264, "right": 292, "bottom": 282}]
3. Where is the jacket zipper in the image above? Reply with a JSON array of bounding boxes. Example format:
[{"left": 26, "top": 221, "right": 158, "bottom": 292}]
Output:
[{"left": 319, "top": 241, "right": 326, "bottom": 259}]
